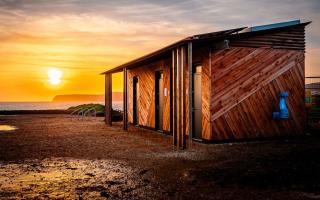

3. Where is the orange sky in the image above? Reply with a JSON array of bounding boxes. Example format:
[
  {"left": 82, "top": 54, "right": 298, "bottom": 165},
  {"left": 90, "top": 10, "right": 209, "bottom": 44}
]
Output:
[
  {"left": 0, "top": 1, "right": 319, "bottom": 101},
  {"left": 0, "top": 14, "right": 183, "bottom": 101}
]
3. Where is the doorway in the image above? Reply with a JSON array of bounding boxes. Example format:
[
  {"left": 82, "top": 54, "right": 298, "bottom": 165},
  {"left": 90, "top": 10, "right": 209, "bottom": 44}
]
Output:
[
  {"left": 155, "top": 71, "right": 164, "bottom": 130},
  {"left": 193, "top": 65, "right": 202, "bottom": 139},
  {"left": 133, "top": 76, "right": 139, "bottom": 125}
]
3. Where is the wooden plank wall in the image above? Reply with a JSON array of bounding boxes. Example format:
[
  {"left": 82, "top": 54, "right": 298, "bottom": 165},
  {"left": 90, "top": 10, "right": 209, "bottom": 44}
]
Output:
[
  {"left": 126, "top": 25, "right": 306, "bottom": 141},
  {"left": 163, "top": 62, "right": 171, "bottom": 131},
  {"left": 210, "top": 47, "right": 305, "bottom": 140},
  {"left": 127, "top": 57, "right": 171, "bottom": 131},
  {"left": 230, "top": 25, "right": 306, "bottom": 51}
]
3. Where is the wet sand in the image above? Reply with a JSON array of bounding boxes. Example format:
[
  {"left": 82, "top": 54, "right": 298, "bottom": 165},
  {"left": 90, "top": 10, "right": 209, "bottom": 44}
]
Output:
[{"left": 0, "top": 114, "right": 320, "bottom": 199}]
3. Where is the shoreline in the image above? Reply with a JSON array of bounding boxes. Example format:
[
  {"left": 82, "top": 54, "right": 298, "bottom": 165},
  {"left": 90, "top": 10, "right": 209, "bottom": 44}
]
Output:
[{"left": 0, "top": 110, "right": 71, "bottom": 115}]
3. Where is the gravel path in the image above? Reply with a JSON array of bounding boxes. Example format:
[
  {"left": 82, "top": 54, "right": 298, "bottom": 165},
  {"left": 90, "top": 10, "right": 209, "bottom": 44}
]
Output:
[{"left": 0, "top": 114, "right": 319, "bottom": 199}]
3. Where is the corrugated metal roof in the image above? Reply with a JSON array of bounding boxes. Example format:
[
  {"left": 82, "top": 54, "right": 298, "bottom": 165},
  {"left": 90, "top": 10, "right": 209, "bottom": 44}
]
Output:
[{"left": 241, "top": 20, "right": 301, "bottom": 33}]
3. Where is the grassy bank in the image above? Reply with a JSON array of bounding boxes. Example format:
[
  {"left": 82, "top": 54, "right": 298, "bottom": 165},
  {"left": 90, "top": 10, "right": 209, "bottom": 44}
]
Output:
[
  {"left": 0, "top": 103, "right": 123, "bottom": 121},
  {"left": 67, "top": 103, "right": 123, "bottom": 121}
]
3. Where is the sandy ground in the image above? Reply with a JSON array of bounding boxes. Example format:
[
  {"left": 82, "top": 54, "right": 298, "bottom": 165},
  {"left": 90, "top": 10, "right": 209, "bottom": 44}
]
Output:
[{"left": 0, "top": 114, "right": 320, "bottom": 200}]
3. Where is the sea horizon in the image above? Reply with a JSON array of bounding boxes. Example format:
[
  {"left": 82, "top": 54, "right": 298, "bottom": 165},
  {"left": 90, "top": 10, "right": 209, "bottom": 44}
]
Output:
[{"left": 0, "top": 101, "right": 123, "bottom": 111}]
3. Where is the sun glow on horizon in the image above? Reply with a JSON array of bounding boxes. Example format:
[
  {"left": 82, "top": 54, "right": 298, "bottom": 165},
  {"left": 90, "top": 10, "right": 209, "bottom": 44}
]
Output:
[
  {"left": 0, "top": 1, "right": 319, "bottom": 102},
  {"left": 47, "top": 68, "right": 62, "bottom": 86}
]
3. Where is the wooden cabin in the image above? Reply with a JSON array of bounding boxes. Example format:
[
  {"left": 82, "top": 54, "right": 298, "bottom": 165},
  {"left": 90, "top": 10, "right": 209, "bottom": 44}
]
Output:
[{"left": 102, "top": 20, "right": 310, "bottom": 148}]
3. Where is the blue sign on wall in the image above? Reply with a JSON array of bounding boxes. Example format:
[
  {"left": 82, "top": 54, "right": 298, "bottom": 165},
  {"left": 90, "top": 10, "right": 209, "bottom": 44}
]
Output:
[{"left": 273, "top": 92, "right": 289, "bottom": 120}]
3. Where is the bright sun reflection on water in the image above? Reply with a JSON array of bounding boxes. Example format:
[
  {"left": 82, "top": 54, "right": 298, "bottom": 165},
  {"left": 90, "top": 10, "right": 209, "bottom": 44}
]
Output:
[{"left": 0, "top": 125, "right": 17, "bottom": 131}]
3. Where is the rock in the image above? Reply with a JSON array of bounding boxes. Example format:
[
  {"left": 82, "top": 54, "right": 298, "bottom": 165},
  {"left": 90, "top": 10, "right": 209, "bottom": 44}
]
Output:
[
  {"left": 66, "top": 167, "right": 77, "bottom": 170},
  {"left": 85, "top": 173, "right": 95, "bottom": 177},
  {"left": 122, "top": 187, "right": 133, "bottom": 193},
  {"left": 100, "top": 191, "right": 110, "bottom": 198},
  {"left": 106, "top": 180, "right": 121, "bottom": 186},
  {"left": 143, "top": 179, "right": 150, "bottom": 185},
  {"left": 139, "top": 169, "right": 149, "bottom": 175}
]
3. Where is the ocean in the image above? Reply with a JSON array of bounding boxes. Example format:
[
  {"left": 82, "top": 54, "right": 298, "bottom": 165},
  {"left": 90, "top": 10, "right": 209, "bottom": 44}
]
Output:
[{"left": 0, "top": 102, "right": 123, "bottom": 111}]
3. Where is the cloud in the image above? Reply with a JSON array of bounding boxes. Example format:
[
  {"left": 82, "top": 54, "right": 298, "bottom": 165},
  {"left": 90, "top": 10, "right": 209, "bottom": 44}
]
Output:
[
  {"left": 0, "top": 0, "right": 319, "bottom": 100},
  {"left": 1, "top": 0, "right": 319, "bottom": 65}
]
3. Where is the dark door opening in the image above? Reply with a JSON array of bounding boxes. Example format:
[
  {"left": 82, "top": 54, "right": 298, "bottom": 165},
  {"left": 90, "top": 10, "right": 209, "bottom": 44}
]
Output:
[
  {"left": 193, "top": 65, "right": 202, "bottom": 139},
  {"left": 133, "top": 76, "right": 139, "bottom": 125},
  {"left": 155, "top": 71, "right": 164, "bottom": 130}
]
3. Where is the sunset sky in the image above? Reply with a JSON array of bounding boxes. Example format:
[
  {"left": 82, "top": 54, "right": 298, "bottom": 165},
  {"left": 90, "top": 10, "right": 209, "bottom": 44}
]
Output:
[{"left": 0, "top": 0, "right": 319, "bottom": 102}]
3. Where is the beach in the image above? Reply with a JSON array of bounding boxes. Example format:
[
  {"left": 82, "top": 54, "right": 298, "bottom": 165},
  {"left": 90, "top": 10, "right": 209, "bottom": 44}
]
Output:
[{"left": 0, "top": 114, "right": 320, "bottom": 199}]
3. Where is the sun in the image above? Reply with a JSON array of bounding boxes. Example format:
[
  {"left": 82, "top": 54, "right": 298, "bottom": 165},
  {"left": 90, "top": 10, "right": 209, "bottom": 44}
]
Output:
[{"left": 47, "top": 68, "right": 62, "bottom": 85}]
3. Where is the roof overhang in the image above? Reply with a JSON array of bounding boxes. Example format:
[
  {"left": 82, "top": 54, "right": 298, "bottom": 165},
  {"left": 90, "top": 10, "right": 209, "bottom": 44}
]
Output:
[{"left": 101, "top": 20, "right": 311, "bottom": 75}]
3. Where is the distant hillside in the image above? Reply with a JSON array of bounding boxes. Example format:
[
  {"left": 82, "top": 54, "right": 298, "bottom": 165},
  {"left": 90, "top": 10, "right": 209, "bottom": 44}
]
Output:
[{"left": 52, "top": 93, "right": 123, "bottom": 102}]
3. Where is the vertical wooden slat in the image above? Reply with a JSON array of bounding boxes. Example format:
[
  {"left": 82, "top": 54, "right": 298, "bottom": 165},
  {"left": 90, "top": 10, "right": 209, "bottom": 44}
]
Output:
[
  {"left": 188, "top": 42, "right": 193, "bottom": 147},
  {"left": 173, "top": 46, "right": 188, "bottom": 149},
  {"left": 172, "top": 50, "right": 177, "bottom": 146},
  {"left": 123, "top": 68, "right": 128, "bottom": 130},
  {"left": 176, "top": 48, "right": 181, "bottom": 148},
  {"left": 105, "top": 73, "right": 112, "bottom": 126},
  {"left": 208, "top": 47, "right": 212, "bottom": 139},
  {"left": 181, "top": 46, "right": 186, "bottom": 149}
]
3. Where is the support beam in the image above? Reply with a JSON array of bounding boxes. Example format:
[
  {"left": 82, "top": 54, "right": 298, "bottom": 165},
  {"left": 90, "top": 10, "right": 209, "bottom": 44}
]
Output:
[
  {"left": 181, "top": 46, "right": 187, "bottom": 149},
  {"left": 105, "top": 73, "right": 112, "bottom": 126},
  {"left": 188, "top": 42, "right": 193, "bottom": 147},
  {"left": 123, "top": 67, "right": 128, "bottom": 130},
  {"left": 172, "top": 49, "right": 177, "bottom": 147},
  {"left": 177, "top": 47, "right": 181, "bottom": 148},
  {"left": 172, "top": 46, "right": 187, "bottom": 149}
]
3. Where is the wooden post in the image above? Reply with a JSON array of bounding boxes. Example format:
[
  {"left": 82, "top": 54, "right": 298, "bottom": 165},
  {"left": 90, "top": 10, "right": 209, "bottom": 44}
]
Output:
[
  {"left": 123, "top": 68, "right": 128, "bottom": 130},
  {"left": 105, "top": 73, "right": 112, "bottom": 126},
  {"left": 172, "top": 45, "right": 189, "bottom": 149},
  {"left": 177, "top": 47, "right": 181, "bottom": 148},
  {"left": 188, "top": 42, "right": 193, "bottom": 148},
  {"left": 172, "top": 46, "right": 188, "bottom": 149},
  {"left": 172, "top": 49, "right": 177, "bottom": 147},
  {"left": 181, "top": 46, "right": 187, "bottom": 149}
]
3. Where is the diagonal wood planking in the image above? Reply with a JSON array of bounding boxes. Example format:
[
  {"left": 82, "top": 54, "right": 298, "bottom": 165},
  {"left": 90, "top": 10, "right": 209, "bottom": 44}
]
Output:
[
  {"left": 210, "top": 47, "right": 305, "bottom": 140},
  {"left": 127, "top": 57, "right": 171, "bottom": 131}
]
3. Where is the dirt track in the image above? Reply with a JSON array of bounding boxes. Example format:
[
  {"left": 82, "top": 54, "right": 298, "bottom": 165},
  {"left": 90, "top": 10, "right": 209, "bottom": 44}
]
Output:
[{"left": 0, "top": 114, "right": 320, "bottom": 199}]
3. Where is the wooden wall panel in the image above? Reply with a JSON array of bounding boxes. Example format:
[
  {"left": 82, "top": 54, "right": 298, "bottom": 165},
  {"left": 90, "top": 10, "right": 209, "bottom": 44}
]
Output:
[
  {"left": 163, "top": 64, "right": 171, "bottom": 132},
  {"left": 128, "top": 57, "right": 171, "bottom": 131},
  {"left": 210, "top": 47, "right": 305, "bottom": 140},
  {"left": 230, "top": 26, "right": 306, "bottom": 51}
]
